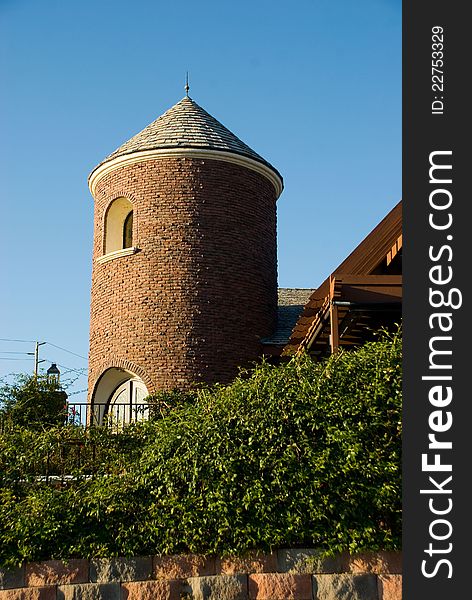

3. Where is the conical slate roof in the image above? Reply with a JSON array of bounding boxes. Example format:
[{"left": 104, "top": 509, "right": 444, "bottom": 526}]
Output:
[{"left": 96, "top": 96, "right": 281, "bottom": 179}]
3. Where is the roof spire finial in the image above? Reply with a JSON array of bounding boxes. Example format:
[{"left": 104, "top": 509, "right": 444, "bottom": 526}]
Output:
[{"left": 185, "top": 72, "right": 190, "bottom": 97}]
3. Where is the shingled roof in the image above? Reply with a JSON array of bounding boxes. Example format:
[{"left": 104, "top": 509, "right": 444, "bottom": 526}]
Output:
[
  {"left": 262, "top": 288, "right": 315, "bottom": 346},
  {"left": 95, "top": 96, "right": 281, "bottom": 180}
]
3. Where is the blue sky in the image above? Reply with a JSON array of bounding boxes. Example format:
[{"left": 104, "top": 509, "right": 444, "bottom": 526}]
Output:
[{"left": 0, "top": 0, "right": 401, "bottom": 401}]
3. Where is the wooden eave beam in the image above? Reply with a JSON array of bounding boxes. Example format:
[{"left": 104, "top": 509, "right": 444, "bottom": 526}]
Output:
[{"left": 386, "top": 234, "right": 403, "bottom": 266}]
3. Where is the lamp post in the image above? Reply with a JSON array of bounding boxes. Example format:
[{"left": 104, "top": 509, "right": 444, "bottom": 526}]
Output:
[{"left": 46, "top": 363, "right": 61, "bottom": 385}]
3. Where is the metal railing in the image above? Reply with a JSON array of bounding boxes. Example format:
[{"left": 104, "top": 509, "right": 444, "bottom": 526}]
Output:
[
  {"left": 0, "top": 404, "right": 154, "bottom": 485},
  {"left": 0, "top": 403, "right": 156, "bottom": 432},
  {"left": 4, "top": 439, "right": 132, "bottom": 485},
  {"left": 65, "top": 402, "right": 155, "bottom": 429}
]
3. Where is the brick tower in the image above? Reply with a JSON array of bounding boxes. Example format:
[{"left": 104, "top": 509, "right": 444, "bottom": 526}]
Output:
[{"left": 87, "top": 94, "right": 283, "bottom": 417}]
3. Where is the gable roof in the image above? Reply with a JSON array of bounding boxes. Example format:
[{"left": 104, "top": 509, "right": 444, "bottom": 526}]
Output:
[{"left": 283, "top": 200, "right": 402, "bottom": 354}]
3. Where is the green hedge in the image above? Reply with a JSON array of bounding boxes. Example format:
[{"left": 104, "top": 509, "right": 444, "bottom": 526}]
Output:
[
  {"left": 0, "top": 375, "right": 67, "bottom": 430},
  {"left": 0, "top": 331, "right": 401, "bottom": 567}
]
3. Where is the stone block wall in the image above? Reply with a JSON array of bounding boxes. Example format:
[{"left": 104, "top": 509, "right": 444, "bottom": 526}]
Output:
[{"left": 0, "top": 550, "right": 402, "bottom": 599}]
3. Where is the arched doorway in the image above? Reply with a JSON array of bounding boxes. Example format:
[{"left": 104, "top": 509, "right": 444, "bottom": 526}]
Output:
[
  {"left": 91, "top": 367, "right": 149, "bottom": 426},
  {"left": 106, "top": 378, "right": 149, "bottom": 424}
]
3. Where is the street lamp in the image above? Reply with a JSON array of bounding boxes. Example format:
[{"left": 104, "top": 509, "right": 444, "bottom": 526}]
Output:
[{"left": 47, "top": 363, "right": 60, "bottom": 385}]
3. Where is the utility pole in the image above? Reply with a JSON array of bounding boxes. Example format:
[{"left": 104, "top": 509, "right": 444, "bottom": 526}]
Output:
[{"left": 29, "top": 341, "right": 46, "bottom": 377}]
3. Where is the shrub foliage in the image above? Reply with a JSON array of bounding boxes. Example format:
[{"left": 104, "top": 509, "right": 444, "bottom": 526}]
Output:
[
  {"left": 0, "top": 375, "right": 67, "bottom": 430},
  {"left": 0, "top": 331, "right": 401, "bottom": 567}
]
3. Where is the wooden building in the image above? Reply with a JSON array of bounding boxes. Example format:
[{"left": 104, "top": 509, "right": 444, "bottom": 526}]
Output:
[{"left": 263, "top": 200, "right": 402, "bottom": 359}]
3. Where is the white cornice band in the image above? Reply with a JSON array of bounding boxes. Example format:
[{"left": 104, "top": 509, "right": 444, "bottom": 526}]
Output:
[
  {"left": 96, "top": 247, "right": 139, "bottom": 264},
  {"left": 88, "top": 148, "right": 283, "bottom": 199}
]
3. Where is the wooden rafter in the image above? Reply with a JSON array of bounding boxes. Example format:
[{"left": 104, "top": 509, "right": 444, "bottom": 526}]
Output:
[
  {"left": 386, "top": 234, "right": 403, "bottom": 266},
  {"left": 284, "top": 201, "right": 402, "bottom": 356},
  {"left": 298, "top": 275, "right": 402, "bottom": 357}
]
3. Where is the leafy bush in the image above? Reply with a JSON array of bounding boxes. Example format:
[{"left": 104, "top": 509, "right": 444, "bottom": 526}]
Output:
[
  {"left": 0, "top": 425, "right": 142, "bottom": 485},
  {"left": 0, "top": 375, "right": 67, "bottom": 430},
  {"left": 0, "top": 330, "right": 401, "bottom": 567},
  {"left": 145, "top": 387, "right": 201, "bottom": 419}
]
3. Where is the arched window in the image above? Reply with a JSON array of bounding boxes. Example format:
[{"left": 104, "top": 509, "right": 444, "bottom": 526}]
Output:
[
  {"left": 123, "top": 210, "right": 133, "bottom": 249},
  {"left": 104, "top": 197, "right": 133, "bottom": 255}
]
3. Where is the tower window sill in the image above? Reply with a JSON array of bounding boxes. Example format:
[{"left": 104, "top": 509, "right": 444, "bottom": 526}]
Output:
[{"left": 96, "top": 247, "right": 140, "bottom": 264}]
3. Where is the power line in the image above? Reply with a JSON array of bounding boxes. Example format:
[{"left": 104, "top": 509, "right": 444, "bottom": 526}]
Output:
[
  {"left": 0, "top": 338, "right": 36, "bottom": 343},
  {"left": 0, "top": 339, "right": 88, "bottom": 361},
  {"left": 0, "top": 355, "right": 87, "bottom": 373},
  {"left": 42, "top": 359, "right": 87, "bottom": 377},
  {"left": 60, "top": 367, "right": 88, "bottom": 376},
  {"left": 56, "top": 364, "right": 87, "bottom": 376},
  {"left": 67, "top": 388, "right": 88, "bottom": 396},
  {"left": 44, "top": 342, "right": 87, "bottom": 361}
]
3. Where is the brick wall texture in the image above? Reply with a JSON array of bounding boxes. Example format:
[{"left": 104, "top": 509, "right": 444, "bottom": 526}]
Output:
[
  {"left": 88, "top": 157, "right": 278, "bottom": 400},
  {"left": 0, "top": 550, "right": 402, "bottom": 600}
]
